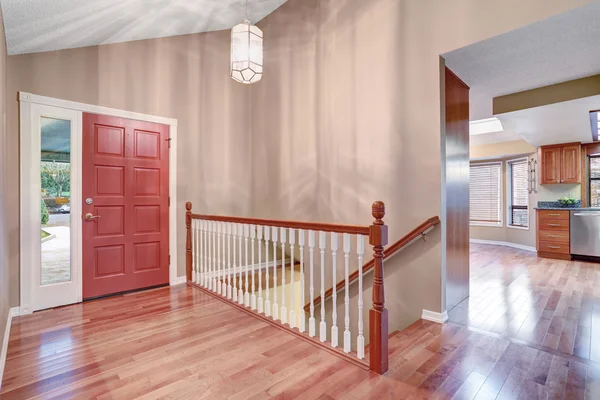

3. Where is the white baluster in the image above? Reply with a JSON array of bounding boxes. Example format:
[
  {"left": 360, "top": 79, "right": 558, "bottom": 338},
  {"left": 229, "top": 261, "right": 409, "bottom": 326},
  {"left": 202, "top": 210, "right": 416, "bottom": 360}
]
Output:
[
  {"left": 251, "top": 224, "right": 257, "bottom": 310},
  {"left": 264, "top": 226, "right": 271, "bottom": 317},
  {"left": 331, "top": 232, "right": 338, "bottom": 348},
  {"left": 191, "top": 220, "right": 196, "bottom": 283},
  {"left": 343, "top": 233, "right": 351, "bottom": 353},
  {"left": 319, "top": 231, "right": 327, "bottom": 342},
  {"left": 222, "top": 222, "right": 227, "bottom": 295},
  {"left": 299, "top": 229, "right": 306, "bottom": 333},
  {"left": 203, "top": 220, "right": 208, "bottom": 288},
  {"left": 217, "top": 221, "right": 222, "bottom": 294},
  {"left": 238, "top": 224, "right": 244, "bottom": 304},
  {"left": 280, "top": 227, "right": 288, "bottom": 325},
  {"left": 206, "top": 221, "right": 210, "bottom": 288},
  {"left": 357, "top": 235, "right": 365, "bottom": 359},
  {"left": 232, "top": 224, "right": 238, "bottom": 302},
  {"left": 244, "top": 224, "right": 250, "bottom": 307},
  {"left": 210, "top": 221, "right": 217, "bottom": 292},
  {"left": 195, "top": 220, "right": 203, "bottom": 285},
  {"left": 289, "top": 228, "right": 296, "bottom": 329},
  {"left": 308, "top": 230, "right": 315, "bottom": 337},
  {"left": 257, "top": 226, "right": 264, "bottom": 313},
  {"left": 227, "top": 223, "right": 232, "bottom": 299},
  {"left": 272, "top": 226, "right": 279, "bottom": 320}
]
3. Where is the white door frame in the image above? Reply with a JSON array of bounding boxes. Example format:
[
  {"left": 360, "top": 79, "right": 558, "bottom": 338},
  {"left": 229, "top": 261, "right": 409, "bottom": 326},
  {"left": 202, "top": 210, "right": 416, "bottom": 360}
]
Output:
[{"left": 19, "top": 92, "right": 181, "bottom": 315}]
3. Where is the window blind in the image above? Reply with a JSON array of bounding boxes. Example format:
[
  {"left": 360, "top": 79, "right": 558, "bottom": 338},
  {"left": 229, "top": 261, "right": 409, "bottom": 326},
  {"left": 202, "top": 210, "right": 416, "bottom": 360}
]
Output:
[
  {"left": 470, "top": 163, "right": 502, "bottom": 224},
  {"left": 509, "top": 160, "right": 528, "bottom": 227}
]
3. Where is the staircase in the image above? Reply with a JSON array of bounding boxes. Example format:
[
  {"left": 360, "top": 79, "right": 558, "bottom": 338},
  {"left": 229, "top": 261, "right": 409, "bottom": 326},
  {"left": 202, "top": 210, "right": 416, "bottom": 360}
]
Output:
[{"left": 185, "top": 201, "right": 440, "bottom": 375}]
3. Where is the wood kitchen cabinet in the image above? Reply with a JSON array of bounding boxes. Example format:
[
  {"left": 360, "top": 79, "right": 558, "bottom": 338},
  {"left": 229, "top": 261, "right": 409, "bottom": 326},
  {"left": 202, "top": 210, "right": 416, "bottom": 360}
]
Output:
[
  {"left": 536, "top": 210, "right": 571, "bottom": 260},
  {"left": 539, "top": 143, "right": 581, "bottom": 184}
]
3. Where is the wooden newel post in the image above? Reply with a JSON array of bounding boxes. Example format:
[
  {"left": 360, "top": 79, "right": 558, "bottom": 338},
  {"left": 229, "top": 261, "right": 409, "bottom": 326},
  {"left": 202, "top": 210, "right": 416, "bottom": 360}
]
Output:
[
  {"left": 186, "top": 202, "right": 193, "bottom": 282},
  {"left": 369, "top": 201, "right": 388, "bottom": 374}
]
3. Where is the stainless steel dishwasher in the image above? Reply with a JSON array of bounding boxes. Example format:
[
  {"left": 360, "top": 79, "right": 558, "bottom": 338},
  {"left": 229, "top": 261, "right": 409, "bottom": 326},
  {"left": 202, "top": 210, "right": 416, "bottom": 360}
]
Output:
[{"left": 570, "top": 210, "right": 600, "bottom": 257}]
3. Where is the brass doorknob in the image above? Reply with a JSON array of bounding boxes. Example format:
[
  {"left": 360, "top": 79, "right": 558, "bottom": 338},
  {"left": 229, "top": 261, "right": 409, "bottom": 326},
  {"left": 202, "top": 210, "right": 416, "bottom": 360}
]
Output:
[{"left": 85, "top": 213, "right": 101, "bottom": 221}]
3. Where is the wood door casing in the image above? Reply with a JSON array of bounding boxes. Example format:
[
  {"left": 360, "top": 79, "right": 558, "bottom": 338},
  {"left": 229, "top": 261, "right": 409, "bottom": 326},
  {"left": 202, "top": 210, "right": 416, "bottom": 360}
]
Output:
[
  {"left": 444, "top": 67, "right": 470, "bottom": 311},
  {"left": 561, "top": 144, "right": 581, "bottom": 183},
  {"left": 82, "top": 113, "right": 169, "bottom": 299}
]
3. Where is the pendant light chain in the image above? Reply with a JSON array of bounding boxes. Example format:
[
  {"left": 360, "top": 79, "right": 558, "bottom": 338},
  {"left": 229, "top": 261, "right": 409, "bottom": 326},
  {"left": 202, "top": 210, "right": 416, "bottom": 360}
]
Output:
[{"left": 245, "top": 0, "right": 249, "bottom": 21}]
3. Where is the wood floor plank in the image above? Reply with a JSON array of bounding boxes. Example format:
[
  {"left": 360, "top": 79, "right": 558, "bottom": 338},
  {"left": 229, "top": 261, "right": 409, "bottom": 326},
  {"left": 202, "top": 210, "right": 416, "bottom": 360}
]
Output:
[{"left": 3, "top": 245, "right": 600, "bottom": 399}]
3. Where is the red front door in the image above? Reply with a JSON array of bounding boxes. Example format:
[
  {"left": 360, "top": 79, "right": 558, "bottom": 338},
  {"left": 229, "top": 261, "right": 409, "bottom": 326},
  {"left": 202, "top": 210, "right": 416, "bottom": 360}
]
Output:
[{"left": 82, "top": 113, "right": 169, "bottom": 299}]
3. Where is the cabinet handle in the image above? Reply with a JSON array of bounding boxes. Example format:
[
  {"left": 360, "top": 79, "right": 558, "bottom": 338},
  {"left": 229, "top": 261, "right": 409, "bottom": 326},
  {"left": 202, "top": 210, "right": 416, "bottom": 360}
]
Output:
[
  {"left": 547, "top": 235, "right": 561, "bottom": 238},
  {"left": 548, "top": 214, "right": 561, "bottom": 216},
  {"left": 548, "top": 223, "right": 562, "bottom": 227},
  {"left": 547, "top": 246, "right": 561, "bottom": 249}
]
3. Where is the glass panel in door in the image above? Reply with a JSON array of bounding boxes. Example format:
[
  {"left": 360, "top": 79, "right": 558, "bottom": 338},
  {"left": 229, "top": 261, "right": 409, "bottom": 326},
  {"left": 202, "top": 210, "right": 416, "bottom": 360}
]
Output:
[{"left": 40, "top": 117, "right": 72, "bottom": 285}]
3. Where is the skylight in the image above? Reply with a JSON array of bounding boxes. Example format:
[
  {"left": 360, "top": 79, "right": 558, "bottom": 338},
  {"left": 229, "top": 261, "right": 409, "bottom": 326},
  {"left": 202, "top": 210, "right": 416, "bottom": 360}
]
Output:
[{"left": 469, "top": 117, "right": 504, "bottom": 136}]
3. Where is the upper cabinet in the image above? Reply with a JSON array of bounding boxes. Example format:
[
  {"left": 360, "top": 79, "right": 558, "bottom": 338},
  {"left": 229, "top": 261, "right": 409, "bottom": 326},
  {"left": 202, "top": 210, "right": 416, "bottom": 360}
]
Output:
[{"left": 539, "top": 143, "right": 581, "bottom": 184}]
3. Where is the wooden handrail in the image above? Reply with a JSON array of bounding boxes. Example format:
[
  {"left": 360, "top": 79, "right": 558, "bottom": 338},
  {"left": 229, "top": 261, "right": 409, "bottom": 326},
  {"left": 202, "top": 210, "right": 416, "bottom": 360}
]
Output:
[
  {"left": 185, "top": 201, "right": 390, "bottom": 374},
  {"left": 190, "top": 213, "right": 370, "bottom": 235},
  {"left": 305, "top": 216, "right": 440, "bottom": 311}
]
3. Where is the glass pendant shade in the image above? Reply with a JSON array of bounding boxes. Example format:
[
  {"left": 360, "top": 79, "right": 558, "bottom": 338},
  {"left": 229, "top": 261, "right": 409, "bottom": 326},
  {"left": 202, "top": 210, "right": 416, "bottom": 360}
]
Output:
[{"left": 230, "top": 20, "right": 263, "bottom": 84}]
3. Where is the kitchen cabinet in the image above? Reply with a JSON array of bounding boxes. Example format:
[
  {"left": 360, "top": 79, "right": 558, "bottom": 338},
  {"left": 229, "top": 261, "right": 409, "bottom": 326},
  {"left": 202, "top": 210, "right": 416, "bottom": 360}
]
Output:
[
  {"left": 536, "top": 210, "right": 571, "bottom": 260},
  {"left": 539, "top": 143, "right": 581, "bottom": 184}
]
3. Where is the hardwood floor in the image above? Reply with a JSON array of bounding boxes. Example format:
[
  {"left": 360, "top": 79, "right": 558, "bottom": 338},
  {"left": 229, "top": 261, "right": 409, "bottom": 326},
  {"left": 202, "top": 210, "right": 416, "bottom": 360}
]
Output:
[
  {"left": 449, "top": 244, "right": 600, "bottom": 365},
  {"left": 2, "top": 244, "right": 600, "bottom": 399}
]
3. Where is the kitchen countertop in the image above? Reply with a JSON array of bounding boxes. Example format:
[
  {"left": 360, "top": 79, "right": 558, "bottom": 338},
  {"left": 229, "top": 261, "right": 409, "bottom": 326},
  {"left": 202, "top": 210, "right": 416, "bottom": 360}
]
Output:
[{"left": 534, "top": 207, "right": 600, "bottom": 211}]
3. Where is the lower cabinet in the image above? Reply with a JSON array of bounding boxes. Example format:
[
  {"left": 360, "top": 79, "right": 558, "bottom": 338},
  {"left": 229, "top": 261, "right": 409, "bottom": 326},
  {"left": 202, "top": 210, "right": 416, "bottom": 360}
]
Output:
[{"left": 536, "top": 210, "right": 571, "bottom": 260}]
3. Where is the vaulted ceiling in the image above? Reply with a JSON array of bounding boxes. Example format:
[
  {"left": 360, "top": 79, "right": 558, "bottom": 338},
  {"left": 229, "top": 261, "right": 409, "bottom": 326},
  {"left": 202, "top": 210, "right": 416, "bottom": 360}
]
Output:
[{"left": 0, "top": 0, "right": 287, "bottom": 55}]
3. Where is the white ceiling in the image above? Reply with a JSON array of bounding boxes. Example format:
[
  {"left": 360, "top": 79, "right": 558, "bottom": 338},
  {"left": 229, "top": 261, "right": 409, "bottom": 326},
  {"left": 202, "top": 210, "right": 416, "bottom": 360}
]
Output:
[
  {"left": 443, "top": 1, "right": 600, "bottom": 122},
  {"left": 0, "top": 0, "right": 287, "bottom": 55},
  {"left": 497, "top": 95, "right": 600, "bottom": 147}
]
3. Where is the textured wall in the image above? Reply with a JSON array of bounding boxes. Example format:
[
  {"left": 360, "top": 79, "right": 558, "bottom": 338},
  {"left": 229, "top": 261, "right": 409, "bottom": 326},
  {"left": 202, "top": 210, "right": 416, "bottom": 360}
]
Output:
[
  {"left": 0, "top": 7, "right": 9, "bottom": 371},
  {"left": 2, "top": 0, "right": 595, "bottom": 323},
  {"left": 249, "top": 0, "right": 594, "bottom": 330},
  {"left": 6, "top": 30, "right": 252, "bottom": 306}
]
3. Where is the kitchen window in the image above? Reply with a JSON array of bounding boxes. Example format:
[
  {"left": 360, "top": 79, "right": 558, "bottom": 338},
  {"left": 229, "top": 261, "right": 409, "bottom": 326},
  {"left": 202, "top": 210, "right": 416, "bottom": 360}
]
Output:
[
  {"left": 470, "top": 162, "right": 502, "bottom": 226},
  {"left": 507, "top": 158, "right": 529, "bottom": 228},
  {"left": 589, "top": 155, "right": 600, "bottom": 207}
]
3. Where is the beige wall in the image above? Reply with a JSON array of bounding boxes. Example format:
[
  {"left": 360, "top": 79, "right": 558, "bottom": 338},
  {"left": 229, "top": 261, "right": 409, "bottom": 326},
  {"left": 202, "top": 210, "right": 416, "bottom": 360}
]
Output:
[
  {"left": 471, "top": 140, "right": 536, "bottom": 160},
  {"left": 2, "top": 0, "right": 594, "bottom": 327},
  {"left": 0, "top": 8, "right": 9, "bottom": 363},
  {"left": 248, "top": 0, "right": 594, "bottom": 331},
  {"left": 6, "top": 31, "right": 252, "bottom": 306}
]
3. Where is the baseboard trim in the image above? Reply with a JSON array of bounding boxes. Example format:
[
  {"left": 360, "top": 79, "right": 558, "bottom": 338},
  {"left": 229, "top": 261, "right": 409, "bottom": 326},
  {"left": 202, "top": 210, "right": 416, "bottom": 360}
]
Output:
[
  {"left": 0, "top": 307, "right": 16, "bottom": 390},
  {"left": 470, "top": 239, "right": 536, "bottom": 253},
  {"left": 170, "top": 276, "right": 187, "bottom": 286},
  {"left": 422, "top": 309, "right": 449, "bottom": 324}
]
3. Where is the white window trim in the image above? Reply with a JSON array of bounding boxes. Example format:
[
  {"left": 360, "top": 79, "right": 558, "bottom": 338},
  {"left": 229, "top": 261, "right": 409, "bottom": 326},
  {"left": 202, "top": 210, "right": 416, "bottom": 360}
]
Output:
[
  {"left": 19, "top": 92, "right": 181, "bottom": 315},
  {"left": 506, "top": 157, "right": 530, "bottom": 231},
  {"left": 469, "top": 161, "right": 504, "bottom": 228}
]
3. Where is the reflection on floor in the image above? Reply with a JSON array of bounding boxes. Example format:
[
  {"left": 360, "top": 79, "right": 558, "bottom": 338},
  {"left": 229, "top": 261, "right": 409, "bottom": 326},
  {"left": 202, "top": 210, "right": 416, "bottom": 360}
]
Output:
[
  {"left": 3, "top": 283, "right": 600, "bottom": 398},
  {"left": 449, "top": 243, "right": 600, "bottom": 363}
]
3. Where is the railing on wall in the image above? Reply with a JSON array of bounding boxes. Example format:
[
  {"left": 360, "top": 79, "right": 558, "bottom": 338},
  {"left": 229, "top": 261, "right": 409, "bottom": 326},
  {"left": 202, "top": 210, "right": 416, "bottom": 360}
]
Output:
[
  {"left": 185, "top": 201, "right": 389, "bottom": 374},
  {"left": 307, "top": 216, "right": 441, "bottom": 311}
]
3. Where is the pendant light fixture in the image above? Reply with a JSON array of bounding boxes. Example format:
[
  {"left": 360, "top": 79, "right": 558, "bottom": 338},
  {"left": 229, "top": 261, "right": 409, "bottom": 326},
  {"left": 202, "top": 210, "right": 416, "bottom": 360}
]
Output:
[{"left": 230, "top": 0, "right": 263, "bottom": 84}]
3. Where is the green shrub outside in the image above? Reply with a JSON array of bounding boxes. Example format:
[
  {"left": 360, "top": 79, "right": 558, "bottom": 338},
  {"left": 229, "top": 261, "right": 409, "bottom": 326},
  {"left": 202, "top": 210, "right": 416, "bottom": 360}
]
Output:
[{"left": 41, "top": 199, "right": 49, "bottom": 225}]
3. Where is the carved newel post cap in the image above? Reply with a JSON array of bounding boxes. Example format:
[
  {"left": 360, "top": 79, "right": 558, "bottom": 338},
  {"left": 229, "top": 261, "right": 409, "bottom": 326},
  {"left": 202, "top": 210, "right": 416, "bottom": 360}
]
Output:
[
  {"left": 186, "top": 202, "right": 192, "bottom": 211},
  {"left": 372, "top": 201, "right": 385, "bottom": 221}
]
